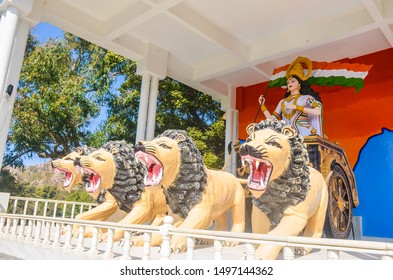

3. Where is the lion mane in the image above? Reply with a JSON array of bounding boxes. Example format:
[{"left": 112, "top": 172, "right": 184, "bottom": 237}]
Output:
[
  {"left": 249, "top": 119, "right": 310, "bottom": 228},
  {"left": 95, "top": 140, "right": 147, "bottom": 213},
  {"left": 158, "top": 130, "right": 207, "bottom": 219}
]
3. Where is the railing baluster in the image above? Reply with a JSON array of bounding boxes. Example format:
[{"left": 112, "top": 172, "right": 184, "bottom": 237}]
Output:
[
  {"left": 121, "top": 230, "right": 132, "bottom": 260},
  {"left": 24, "top": 220, "right": 33, "bottom": 243},
  {"left": 186, "top": 237, "right": 195, "bottom": 260},
  {"left": 33, "top": 201, "right": 38, "bottom": 216},
  {"left": 17, "top": 218, "right": 26, "bottom": 242},
  {"left": 52, "top": 222, "right": 61, "bottom": 248},
  {"left": 214, "top": 240, "right": 223, "bottom": 260},
  {"left": 63, "top": 224, "right": 72, "bottom": 251},
  {"left": 160, "top": 216, "right": 174, "bottom": 260},
  {"left": 327, "top": 249, "right": 340, "bottom": 260},
  {"left": 143, "top": 232, "right": 151, "bottom": 260},
  {"left": 33, "top": 220, "right": 42, "bottom": 245},
  {"left": 103, "top": 228, "right": 114, "bottom": 259},
  {"left": 12, "top": 199, "right": 18, "bottom": 214},
  {"left": 71, "top": 204, "right": 76, "bottom": 219},
  {"left": 0, "top": 216, "right": 5, "bottom": 237},
  {"left": 88, "top": 227, "right": 99, "bottom": 256},
  {"left": 62, "top": 203, "right": 67, "bottom": 218},
  {"left": 10, "top": 218, "right": 18, "bottom": 240},
  {"left": 53, "top": 203, "right": 58, "bottom": 218},
  {"left": 23, "top": 200, "right": 29, "bottom": 215},
  {"left": 42, "top": 221, "right": 52, "bottom": 247},
  {"left": 245, "top": 243, "right": 255, "bottom": 260},
  {"left": 43, "top": 201, "right": 48, "bottom": 217},
  {"left": 3, "top": 217, "right": 11, "bottom": 237},
  {"left": 75, "top": 225, "right": 85, "bottom": 253},
  {"left": 283, "top": 246, "right": 295, "bottom": 260}
]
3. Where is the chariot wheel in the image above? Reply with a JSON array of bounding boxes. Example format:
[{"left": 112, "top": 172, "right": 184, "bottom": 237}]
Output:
[{"left": 324, "top": 164, "right": 353, "bottom": 239}]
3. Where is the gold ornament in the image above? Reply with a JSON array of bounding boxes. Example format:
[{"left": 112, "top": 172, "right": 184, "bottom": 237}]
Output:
[{"left": 286, "top": 56, "right": 313, "bottom": 81}]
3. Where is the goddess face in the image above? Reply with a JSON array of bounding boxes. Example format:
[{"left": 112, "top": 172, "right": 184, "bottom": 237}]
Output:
[{"left": 287, "top": 77, "right": 300, "bottom": 93}]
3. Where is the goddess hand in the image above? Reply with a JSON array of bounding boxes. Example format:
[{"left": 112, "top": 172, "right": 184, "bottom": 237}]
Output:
[{"left": 258, "top": 95, "right": 265, "bottom": 105}]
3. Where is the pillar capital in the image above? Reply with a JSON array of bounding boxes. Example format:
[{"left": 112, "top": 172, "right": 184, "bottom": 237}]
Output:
[
  {"left": 0, "top": 0, "right": 33, "bottom": 17},
  {"left": 136, "top": 43, "right": 168, "bottom": 80}
]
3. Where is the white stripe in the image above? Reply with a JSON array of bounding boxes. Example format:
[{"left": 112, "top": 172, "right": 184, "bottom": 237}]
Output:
[
  {"left": 270, "top": 71, "right": 286, "bottom": 81},
  {"left": 312, "top": 69, "right": 369, "bottom": 79},
  {"left": 270, "top": 69, "right": 369, "bottom": 81}
]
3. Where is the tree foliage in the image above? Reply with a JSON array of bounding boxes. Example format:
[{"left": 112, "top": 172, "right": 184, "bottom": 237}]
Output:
[{"left": 5, "top": 33, "right": 128, "bottom": 167}]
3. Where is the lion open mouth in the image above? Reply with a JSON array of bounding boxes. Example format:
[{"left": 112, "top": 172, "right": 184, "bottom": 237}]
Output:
[
  {"left": 81, "top": 167, "right": 101, "bottom": 193},
  {"left": 240, "top": 155, "right": 272, "bottom": 191},
  {"left": 54, "top": 168, "right": 73, "bottom": 187},
  {"left": 135, "top": 151, "right": 163, "bottom": 186}
]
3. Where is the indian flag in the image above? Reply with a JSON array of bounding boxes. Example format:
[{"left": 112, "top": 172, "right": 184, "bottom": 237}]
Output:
[{"left": 268, "top": 61, "right": 373, "bottom": 92}]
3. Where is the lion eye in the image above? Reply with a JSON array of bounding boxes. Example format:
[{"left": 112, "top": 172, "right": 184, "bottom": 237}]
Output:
[
  {"left": 266, "top": 140, "right": 282, "bottom": 149},
  {"left": 159, "top": 143, "right": 172, "bottom": 149},
  {"left": 94, "top": 156, "right": 105, "bottom": 161}
]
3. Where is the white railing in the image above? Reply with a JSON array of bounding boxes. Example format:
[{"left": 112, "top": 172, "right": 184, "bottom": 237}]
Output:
[
  {"left": 1, "top": 212, "right": 392, "bottom": 260},
  {"left": 7, "top": 196, "right": 96, "bottom": 219}
]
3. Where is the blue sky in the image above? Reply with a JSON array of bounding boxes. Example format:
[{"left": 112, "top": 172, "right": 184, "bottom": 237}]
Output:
[{"left": 31, "top": 22, "right": 64, "bottom": 43}]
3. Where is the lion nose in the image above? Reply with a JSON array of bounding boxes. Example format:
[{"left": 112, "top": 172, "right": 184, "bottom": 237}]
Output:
[
  {"left": 74, "top": 157, "right": 81, "bottom": 167},
  {"left": 134, "top": 142, "right": 145, "bottom": 153},
  {"left": 239, "top": 144, "right": 251, "bottom": 156}
]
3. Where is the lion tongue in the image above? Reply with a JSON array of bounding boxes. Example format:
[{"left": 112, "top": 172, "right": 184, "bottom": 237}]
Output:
[
  {"left": 64, "top": 172, "right": 73, "bottom": 187},
  {"left": 249, "top": 160, "right": 270, "bottom": 191},
  {"left": 55, "top": 168, "right": 73, "bottom": 187},
  {"left": 135, "top": 151, "right": 163, "bottom": 186},
  {"left": 82, "top": 168, "right": 101, "bottom": 193}
]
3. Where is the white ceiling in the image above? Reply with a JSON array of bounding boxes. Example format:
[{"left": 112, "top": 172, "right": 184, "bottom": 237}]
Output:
[{"left": 19, "top": 0, "right": 393, "bottom": 103}]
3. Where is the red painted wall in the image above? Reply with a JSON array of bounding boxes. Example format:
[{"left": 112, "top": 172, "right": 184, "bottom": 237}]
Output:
[{"left": 236, "top": 48, "right": 393, "bottom": 168}]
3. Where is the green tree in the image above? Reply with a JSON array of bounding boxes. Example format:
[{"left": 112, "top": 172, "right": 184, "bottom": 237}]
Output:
[{"left": 4, "top": 33, "right": 127, "bottom": 167}]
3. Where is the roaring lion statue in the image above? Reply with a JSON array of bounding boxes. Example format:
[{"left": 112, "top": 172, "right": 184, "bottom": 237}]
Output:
[
  {"left": 51, "top": 146, "right": 95, "bottom": 192},
  {"left": 239, "top": 119, "right": 328, "bottom": 260},
  {"left": 135, "top": 129, "right": 245, "bottom": 253},
  {"left": 75, "top": 140, "right": 169, "bottom": 242}
]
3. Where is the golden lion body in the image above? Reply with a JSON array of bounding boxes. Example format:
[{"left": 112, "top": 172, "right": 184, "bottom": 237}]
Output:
[
  {"left": 135, "top": 130, "right": 245, "bottom": 252},
  {"left": 73, "top": 141, "right": 169, "bottom": 242},
  {"left": 240, "top": 120, "right": 328, "bottom": 260}
]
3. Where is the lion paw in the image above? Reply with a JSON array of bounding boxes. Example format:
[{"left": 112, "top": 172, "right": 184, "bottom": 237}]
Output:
[
  {"left": 130, "top": 236, "right": 144, "bottom": 247},
  {"left": 171, "top": 236, "right": 187, "bottom": 254},
  {"left": 71, "top": 226, "right": 80, "bottom": 238},
  {"left": 195, "top": 238, "right": 211, "bottom": 245},
  {"left": 97, "top": 233, "right": 109, "bottom": 243},
  {"left": 295, "top": 247, "right": 311, "bottom": 256},
  {"left": 223, "top": 240, "right": 239, "bottom": 247}
]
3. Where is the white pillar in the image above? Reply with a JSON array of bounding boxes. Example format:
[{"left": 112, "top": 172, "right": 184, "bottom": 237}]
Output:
[
  {"left": 224, "top": 108, "right": 233, "bottom": 173},
  {"left": 0, "top": 11, "right": 7, "bottom": 41},
  {"left": 223, "top": 86, "right": 238, "bottom": 175},
  {"left": 231, "top": 109, "right": 239, "bottom": 175},
  {"left": 0, "top": 15, "right": 29, "bottom": 167},
  {"left": 135, "top": 72, "right": 151, "bottom": 143},
  {"left": 0, "top": 6, "right": 20, "bottom": 103},
  {"left": 145, "top": 75, "right": 159, "bottom": 140}
]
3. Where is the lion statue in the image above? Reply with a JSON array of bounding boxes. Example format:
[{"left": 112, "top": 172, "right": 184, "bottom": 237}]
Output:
[
  {"left": 75, "top": 140, "right": 169, "bottom": 242},
  {"left": 239, "top": 119, "right": 328, "bottom": 260},
  {"left": 51, "top": 146, "right": 95, "bottom": 192},
  {"left": 134, "top": 129, "right": 246, "bottom": 253}
]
